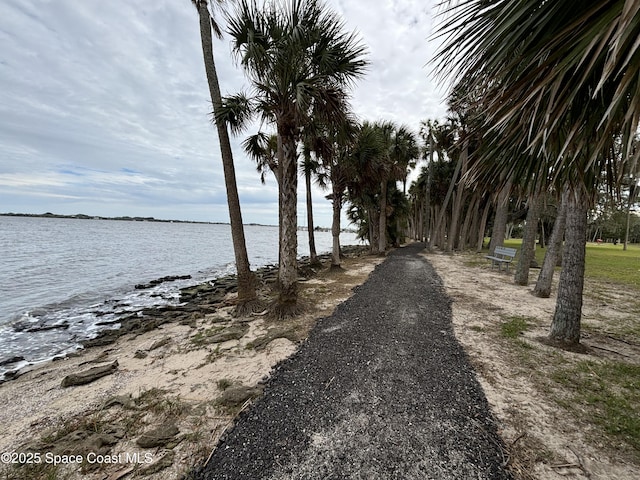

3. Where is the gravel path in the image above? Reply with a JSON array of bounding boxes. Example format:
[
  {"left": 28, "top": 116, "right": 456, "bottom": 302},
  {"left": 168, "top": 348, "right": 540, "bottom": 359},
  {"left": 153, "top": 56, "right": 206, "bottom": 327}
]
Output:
[{"left": 195, "top": 243, "right": 512, "bottom": 479}]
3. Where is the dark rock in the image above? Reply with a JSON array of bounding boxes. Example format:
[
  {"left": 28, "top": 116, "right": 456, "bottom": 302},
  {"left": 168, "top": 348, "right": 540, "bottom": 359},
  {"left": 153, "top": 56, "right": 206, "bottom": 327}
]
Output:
[
  {"left": 0, "top": 356, "right": 25, "bottom": 367},
  {"left": 82, "top": 330, "right": 120, "bottom": 348},
  {"left": 61, "top": 360, "right": 118, "bottom": 387},
  {"left": 136, "top": 274, "right": 192, "bottom": 289},
  {"left": 149, "top": 337, "right": 171, "bottom": 351},
  {"left": 95, "top": 317, "right": 121, "bottom": 326},
  {"left": 192, "top": 324, "right": 249, "bottom": 346},
  {"left": 25, "top": 321, "right": 69, "bottom": 333},
  {"left": 136, "top": 423, "right": 179, "bottom": 448},
  {"left": 215, "top": 385, "right": 263, "bottom": 408}
]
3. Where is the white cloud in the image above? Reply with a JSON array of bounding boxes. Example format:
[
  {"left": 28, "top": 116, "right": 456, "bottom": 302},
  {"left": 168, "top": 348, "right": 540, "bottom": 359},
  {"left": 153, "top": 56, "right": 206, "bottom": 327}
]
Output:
[{"left": 0, "top": 0, "right": 448, "bottom": 225}]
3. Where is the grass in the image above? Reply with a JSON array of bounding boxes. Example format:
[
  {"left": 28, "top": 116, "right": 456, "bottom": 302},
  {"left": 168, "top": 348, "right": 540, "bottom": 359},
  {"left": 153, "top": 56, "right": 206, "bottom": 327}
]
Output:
[
  {"left": 551, "top": 360, "right": 640, "bottom": 459},
  {"left": 500, "top": 315, "right": 531, "bottom": 339},
  {"left": 135, "top": 387, "right": 190, "bottom": 418},
  {"left": 190, "top": 326, "right": 227, "bottom": 346},
  {"left": 467, "top": 240, "right": 640, "bottom": 469},
  {"left": 499, "top": 239, "right": 640, "bottom": 289},
  {"left": 495, "top": 311, "right": 640, "bottom": 461}
]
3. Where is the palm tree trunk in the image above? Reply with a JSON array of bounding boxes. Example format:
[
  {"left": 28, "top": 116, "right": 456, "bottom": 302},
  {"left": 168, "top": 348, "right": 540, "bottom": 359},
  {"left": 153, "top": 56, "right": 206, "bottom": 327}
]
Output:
[
  {"left": 476, "top": 198, "right": 490, "bottom": 252},
  {"left": 514, "top": 192, "right": 540, "bottom": 285},
  {"left": 275, "top": 123, "right": 299, "bottom": 317},
  {"left": 488, "top": 177, "right": 513, "bottom": 254},
  {"left": 460, "top": 190, "right": 479, "bottom": 251},
  {"left": 431, "top": 152, "right": 463, "bottom": 252},
  {"left": 425, "top": 147, "right": 433, "bottom": 246},
  {"left": 448, "top": 141, "right": 468, "bottom": 252},
  {"left": 197, "top": 2, "right": 257, "bottom": 312},
  {"left": 331, "top": 182, "right": 342, "bottom": 268},
  {"left": 378, "top": 179, "right": 387, "bottom": 253},
  {"left": 549, "top": 188, "right": 587, "bottom": 345},
  {"left": 369, "top": 207, "right": 380, "bottom": 254},
  {"left": 534, "top": 188, "right": 568, "bottom": 298},
  {"left": 305, "top": 166, "right": 319, "bottom": 266}
]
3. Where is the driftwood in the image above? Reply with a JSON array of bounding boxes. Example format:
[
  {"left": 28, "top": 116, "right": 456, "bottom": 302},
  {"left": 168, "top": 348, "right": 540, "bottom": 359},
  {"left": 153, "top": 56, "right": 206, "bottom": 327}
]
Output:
[{"left": 61, "top": 360, "right": 118, "bottom": 387}]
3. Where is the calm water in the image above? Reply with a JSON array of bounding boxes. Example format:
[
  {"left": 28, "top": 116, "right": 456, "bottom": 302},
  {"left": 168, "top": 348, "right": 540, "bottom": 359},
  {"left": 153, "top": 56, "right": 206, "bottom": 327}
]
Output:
[{"left": 0, "top": 216, "right": 360, "bottom": 378}]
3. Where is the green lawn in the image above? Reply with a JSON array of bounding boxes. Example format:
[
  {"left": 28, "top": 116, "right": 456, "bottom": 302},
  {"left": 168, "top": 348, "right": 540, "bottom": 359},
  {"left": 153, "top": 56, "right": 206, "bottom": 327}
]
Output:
[{"left": 498, "top": 239, "right": 640, "bottom": 290}]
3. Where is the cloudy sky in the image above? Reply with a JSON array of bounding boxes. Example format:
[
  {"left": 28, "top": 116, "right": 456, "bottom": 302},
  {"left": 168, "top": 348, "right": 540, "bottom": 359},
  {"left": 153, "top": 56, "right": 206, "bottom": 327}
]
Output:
[{"left": 0, "top": 0, "right": 450, "bottom": 227}]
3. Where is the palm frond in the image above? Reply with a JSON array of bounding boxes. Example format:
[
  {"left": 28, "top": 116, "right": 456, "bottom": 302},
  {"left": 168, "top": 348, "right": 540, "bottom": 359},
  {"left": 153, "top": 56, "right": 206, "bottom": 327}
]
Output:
[{"left": 216, "top": 92, "right": 255, "bottom": 135}]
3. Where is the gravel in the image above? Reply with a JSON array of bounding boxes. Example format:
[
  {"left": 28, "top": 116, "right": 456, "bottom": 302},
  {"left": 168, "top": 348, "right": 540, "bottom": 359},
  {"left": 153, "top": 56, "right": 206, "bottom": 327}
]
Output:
[{"left": 194, "top": 243, "right": 512, "bottom": 479}]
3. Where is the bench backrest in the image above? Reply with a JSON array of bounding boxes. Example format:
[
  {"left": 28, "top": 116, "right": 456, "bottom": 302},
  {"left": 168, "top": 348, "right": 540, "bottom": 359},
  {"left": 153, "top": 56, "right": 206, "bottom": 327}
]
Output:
[{"left": 494, "top": 246, "right": 517, "bottom": 258}]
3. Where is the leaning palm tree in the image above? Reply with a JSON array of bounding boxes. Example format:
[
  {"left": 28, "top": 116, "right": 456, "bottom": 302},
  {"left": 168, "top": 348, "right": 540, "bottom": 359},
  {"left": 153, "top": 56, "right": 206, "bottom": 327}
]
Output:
[
  {"left": 436, "top": 0, "right": 640, "bottom": 345},
  {"left": 191, "top": 0, "right": 259, "bottom": 314},
  {"left": 223, "top": 0, "right": 368, "bottom": 317}
]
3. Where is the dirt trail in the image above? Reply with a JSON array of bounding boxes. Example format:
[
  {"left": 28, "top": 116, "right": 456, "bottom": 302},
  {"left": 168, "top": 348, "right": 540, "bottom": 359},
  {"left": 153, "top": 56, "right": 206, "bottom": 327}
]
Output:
[{"left": 194, "top": 243, "right": 512, "bottom": 480}]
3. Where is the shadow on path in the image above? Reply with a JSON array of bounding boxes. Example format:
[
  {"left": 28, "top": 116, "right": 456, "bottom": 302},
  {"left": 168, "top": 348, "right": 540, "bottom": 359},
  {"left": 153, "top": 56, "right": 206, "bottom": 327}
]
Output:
[{"left": 194, "top": 243, "right": 512, "bottom": 479}]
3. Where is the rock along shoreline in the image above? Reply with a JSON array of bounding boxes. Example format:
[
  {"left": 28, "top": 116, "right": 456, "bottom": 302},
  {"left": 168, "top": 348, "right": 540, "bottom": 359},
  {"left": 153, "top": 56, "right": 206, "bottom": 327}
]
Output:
[{"left": 0, "top": 246, "right": 367, "bottom": 383}]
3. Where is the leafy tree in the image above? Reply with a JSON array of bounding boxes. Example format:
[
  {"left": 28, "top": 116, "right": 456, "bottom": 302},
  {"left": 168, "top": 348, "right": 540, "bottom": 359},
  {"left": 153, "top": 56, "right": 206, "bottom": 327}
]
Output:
[{"left": 191, "top": 0, "right": 259, "bottom": 314}]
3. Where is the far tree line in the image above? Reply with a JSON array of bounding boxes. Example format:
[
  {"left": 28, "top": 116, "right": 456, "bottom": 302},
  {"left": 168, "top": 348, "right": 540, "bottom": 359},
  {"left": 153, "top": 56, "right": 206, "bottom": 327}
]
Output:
[{"left": 192, "top": 0, "right": 640, "bottom": 351}]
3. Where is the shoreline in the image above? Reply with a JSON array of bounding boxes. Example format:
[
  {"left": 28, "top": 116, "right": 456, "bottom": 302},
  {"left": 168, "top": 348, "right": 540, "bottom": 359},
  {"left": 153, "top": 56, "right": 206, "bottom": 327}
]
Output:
[
  {"left": 0, "top": 246, "right": 364, "bottom": 383},
  {"left": 0, "top": 247, "right": 383, "bottom": 479}
]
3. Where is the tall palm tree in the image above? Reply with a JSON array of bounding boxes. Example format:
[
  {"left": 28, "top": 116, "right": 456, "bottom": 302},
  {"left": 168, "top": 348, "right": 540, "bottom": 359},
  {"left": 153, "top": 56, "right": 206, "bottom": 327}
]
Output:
[
  {"left": 305, "top": 118, "right": 357, "bottom": 268},
  {"left": 300, "top": 139, "right": 325, "bottom": 267},
  {"left": 419, "top": 119, "right": 441, "bottom": 245},
  {"left": 437, "top": 0, "right": 640, "bottom": 345},
  {"left": 388, "top": 125, "right": 420, "bottom": 246},
  {"left": 191, "top": 0, "right": 259, "bottom": 314},
  {"left": 224, "top": 0, "right": 368, "bottom": 316}
]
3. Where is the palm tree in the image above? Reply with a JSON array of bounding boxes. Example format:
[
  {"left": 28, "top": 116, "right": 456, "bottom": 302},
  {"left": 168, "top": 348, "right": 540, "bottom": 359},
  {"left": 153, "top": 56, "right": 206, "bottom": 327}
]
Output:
[
  {"left": 514, "top": 190, "right": 541, "bottom": 286},
  {"left": 304, "top": 119, "right": 355, "bottom": 269},
  {"left": 224, "top": 0, "right": 368, "bottom": 316},
  {"left": 437, "top": 0, "right": 640, "bottom": 345},
  {"left": 191, "top": 0, "right": 259, "bottom": 315},
  {"left": 300, "top": 139, "right": 326, "bottom": 267},
  {"left": 345, "top": 121, "right": 418, "bottom": 252},
  {"left": 419, "top": 119, "right": 441, "bottom": 245},
  {"left": 345, "top": 121, "right": 387, "bottom": 252},
  {"left": 388, "top": 125, "right": 420, "bottom": 246}
]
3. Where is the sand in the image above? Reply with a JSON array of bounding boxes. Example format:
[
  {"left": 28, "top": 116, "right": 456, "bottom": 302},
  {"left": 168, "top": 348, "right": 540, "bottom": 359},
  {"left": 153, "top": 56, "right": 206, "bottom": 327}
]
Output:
[{"left": 426, "top": 249, "right": 639, "bottom": 480}]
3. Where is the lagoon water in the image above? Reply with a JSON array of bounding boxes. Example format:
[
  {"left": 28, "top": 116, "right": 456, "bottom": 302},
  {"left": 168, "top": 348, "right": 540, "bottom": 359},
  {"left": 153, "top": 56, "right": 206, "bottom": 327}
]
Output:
[{"left": 0, "top": 216, "right": 360, "bottom": 379}]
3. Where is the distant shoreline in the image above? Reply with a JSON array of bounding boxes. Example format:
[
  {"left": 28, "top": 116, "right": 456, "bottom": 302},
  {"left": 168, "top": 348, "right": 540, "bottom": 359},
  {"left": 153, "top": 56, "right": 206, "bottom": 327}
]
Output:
[{"left": 0, "top": 212, "right": 276, "bottom": 227}]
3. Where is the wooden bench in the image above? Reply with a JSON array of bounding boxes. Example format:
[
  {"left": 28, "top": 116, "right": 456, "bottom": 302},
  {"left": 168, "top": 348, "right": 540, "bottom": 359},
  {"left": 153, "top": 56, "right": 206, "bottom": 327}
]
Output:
[{"left": 485, "top": 246, "right": 517, "bottom": 272}]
